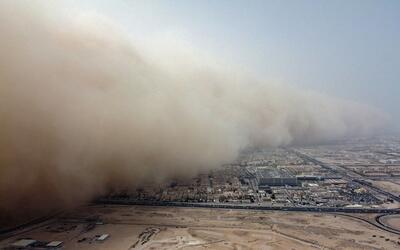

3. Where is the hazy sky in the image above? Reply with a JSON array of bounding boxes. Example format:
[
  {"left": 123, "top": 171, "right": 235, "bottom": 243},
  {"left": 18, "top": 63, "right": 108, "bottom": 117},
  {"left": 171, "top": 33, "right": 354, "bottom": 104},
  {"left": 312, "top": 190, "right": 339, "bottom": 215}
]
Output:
[
  {"left": 2, "top": 0, "right": 388, "bottom": 218},
  {"left": 61, "top": 0, "right": 399, "bottom": 130}
]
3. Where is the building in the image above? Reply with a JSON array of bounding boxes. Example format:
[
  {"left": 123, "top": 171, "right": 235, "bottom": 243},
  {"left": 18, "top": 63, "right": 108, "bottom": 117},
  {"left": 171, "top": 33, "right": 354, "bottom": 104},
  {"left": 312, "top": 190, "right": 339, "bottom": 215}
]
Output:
[
  {"left": 256, "top": 167, "right": 298, "bottom": 187},
  {"left": 11, "top": 239, "right": 37, "bottom": 248},
  {"left": 97, "top": 234, "right": 110, "bottom": 241},
  {"left": 46, "top": 241, "right": 63, "bottom": 248}
]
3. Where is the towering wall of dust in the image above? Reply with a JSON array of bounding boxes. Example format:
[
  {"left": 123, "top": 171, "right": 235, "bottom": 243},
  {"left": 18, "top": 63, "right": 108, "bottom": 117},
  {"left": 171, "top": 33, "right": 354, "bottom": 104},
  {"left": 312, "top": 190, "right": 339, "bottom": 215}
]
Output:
[{"left": 0, "top": 2, "right": 386, "bottom": 223}]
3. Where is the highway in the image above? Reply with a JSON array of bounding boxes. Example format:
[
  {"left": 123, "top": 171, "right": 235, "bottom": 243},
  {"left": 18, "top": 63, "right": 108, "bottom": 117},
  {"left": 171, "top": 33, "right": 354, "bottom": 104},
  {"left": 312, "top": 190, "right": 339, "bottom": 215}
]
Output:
[
  {"left": 95, "top": 198, "right": 400, "bottom": 214},
  {"left": 338, "top": 213, "right": 400, "bottom": 235}
]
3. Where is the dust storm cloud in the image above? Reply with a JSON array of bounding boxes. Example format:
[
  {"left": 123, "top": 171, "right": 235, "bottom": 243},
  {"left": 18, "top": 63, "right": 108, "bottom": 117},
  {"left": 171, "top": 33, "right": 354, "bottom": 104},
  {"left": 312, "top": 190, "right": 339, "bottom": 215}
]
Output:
[{"left": 0, "top": 2, "right": 386, "bottom": 222}]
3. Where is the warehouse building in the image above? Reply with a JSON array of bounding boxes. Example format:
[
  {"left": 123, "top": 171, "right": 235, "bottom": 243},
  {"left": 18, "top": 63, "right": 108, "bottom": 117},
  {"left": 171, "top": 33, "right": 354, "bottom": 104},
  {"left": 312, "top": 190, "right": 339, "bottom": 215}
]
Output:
[{"left": 256, "top": 167, "right": 298, "bottom": 187}]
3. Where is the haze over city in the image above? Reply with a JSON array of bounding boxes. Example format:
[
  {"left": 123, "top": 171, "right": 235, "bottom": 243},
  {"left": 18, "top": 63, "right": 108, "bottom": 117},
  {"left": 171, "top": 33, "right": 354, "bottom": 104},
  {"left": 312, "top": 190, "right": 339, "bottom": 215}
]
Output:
[{"left": 0, "top": 1, "right": 399, "bottom": 249}]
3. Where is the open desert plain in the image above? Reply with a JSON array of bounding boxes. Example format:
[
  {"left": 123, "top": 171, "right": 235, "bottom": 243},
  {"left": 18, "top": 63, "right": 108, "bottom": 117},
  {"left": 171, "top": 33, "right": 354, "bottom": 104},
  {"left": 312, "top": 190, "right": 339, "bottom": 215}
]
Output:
[{"left": 1, "top": 205, "right": 400, "bottom": 250}]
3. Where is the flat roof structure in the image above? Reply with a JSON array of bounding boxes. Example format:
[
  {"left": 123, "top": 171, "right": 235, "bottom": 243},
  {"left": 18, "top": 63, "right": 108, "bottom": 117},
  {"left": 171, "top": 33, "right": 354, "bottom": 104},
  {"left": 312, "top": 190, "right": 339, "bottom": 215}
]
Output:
[
  {"left": 11, "top": 239, "right": 37, "bottom": 247},
  {"left": 46, "top": 241, "right": 63, "bottom": 247},
  {"left": 256, "top": 167, "right": 298, "bottom": 186},
  {"left": 97, "top": 234, "right": 109, "bottom": 241}
]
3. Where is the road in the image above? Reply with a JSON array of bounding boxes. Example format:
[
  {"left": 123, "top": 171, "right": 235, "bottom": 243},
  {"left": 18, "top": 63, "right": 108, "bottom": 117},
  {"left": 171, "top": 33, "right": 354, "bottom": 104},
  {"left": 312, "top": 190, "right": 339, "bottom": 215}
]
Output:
[
  {"left": 291, "top": 149, "right": 400, "bottom": 202},
  {"left": 95, "top": 199, "right": 400, "bottom": 214}
]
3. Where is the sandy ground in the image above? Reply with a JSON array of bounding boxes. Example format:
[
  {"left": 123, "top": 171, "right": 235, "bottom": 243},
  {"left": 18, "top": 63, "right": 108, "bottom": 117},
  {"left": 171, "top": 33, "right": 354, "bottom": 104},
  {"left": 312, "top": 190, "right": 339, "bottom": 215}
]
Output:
[
  {"left": 1, "top": 205, "right": 400, "bottom": 250},
  {"left": 371, "top": 180, "right": 400, "bottom": 196},
  {"left": 379, "top": 214, "right": 400, "bottom": 231}
]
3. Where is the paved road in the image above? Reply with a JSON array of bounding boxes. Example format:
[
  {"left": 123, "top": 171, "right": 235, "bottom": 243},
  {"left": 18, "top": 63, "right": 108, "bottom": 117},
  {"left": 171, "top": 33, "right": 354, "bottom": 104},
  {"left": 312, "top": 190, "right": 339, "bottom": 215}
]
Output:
[{"left": 95, "top": 199, "right": 400, "bottom": 214}]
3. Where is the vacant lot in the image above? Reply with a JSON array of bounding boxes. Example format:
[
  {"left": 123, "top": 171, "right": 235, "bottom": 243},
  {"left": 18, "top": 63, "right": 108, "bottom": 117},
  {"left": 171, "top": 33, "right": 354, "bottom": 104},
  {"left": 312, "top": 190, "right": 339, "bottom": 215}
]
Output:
[{"left": 1, "top": 205, "right": 399, "bottom": 249}]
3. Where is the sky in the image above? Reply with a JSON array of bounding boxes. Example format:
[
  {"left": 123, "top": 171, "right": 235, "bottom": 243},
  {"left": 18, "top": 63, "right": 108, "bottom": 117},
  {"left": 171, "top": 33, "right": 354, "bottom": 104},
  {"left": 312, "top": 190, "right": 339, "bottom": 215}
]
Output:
[{"left": 60, "top": 0, "right": 400, "bottom": 131}]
